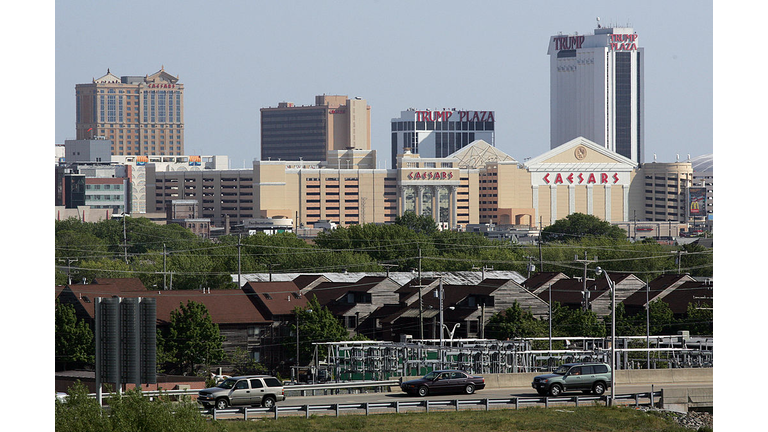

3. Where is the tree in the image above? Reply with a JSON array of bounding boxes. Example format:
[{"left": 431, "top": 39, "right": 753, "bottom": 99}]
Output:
[
  {"left": 485, "top": 301, "right": 547, "bottom": 340},
  {"left": 55, "top": 299, "right": 94, "bottom": 370},
  {"left": 160, "top": 300, "right": 225, "bottom": 375},
  {"left": 394, "top": 211, "right": 438, "bottom": 235},
  {"left": 55, "top": 381, "right": 111, "bottom": 432},
  {"left": 541, "top": 213, "right": 627, "bottom": 242},
  {"left": 292, "top": 296, "right": 349, "bottom": 365}
]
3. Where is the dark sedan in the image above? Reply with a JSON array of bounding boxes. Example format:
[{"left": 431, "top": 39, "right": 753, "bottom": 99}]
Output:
[{"left": 400, "top": 370, "right": 485, "bottom": 397}]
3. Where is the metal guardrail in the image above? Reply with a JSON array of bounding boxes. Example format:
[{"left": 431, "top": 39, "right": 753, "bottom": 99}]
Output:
[
  {"left": 88, "top": 380, "right": 400, "bottom": 400},
  {"left": 204, "top": 391, "right": 663, "bottom": 420}
]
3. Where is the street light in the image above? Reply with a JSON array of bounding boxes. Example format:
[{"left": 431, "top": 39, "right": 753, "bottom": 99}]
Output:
[{"left": 595, "top": 266, "right": 616, "bottom": 406}]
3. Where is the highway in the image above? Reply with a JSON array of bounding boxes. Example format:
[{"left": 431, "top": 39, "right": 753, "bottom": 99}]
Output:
[
  {"left": 203, "top": 381, "right": 713, "bottom": 419},
  {"left": 282, "top": 382, "right": 710, "bottom": 407}
]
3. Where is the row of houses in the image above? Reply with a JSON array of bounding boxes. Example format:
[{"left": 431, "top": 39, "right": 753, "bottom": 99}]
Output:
[{"left": 56, "top": 270, "right": 713, "bottom": 374}]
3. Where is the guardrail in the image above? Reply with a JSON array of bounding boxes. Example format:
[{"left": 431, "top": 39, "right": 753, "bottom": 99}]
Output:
[
  {"left": 204, "top": 391, "right": 662, "bottom": 420},
  {"left": 88, "top": 380, "right": 400, "bottom": 400}
]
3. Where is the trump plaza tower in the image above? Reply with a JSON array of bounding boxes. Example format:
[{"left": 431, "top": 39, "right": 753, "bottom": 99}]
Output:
[{"left": 548, "top": 24, "right": 644, "bottom": 163}]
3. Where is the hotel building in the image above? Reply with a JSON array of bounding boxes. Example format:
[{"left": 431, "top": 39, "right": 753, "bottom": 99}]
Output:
[
  {"left": 390, "top": 108, "right": 495, "bottom": 169},
  {"left": 75, "top": 67, "right": 185, "bottom": 156},
  {"left": 249, "top": 137, "right": 693, "bottom": 232},
  {"left": 548, "top": 24, "right": 644, "bottom": 163},
  {"left": 260, "top": 95, "right": 371, "bottom": 162}
]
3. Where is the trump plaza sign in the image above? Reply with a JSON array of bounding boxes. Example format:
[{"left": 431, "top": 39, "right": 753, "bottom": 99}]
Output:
[{"left": 414, "top": 110, "right": 495, "bottom": 123}]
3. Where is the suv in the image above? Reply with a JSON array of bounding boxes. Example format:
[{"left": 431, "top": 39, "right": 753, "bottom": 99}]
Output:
[
  {"left": 531, "top": 362, "right": 611, "bottom": 397},
  {"left": 197, "top": 375, "right": 285, "bottom": 410}
]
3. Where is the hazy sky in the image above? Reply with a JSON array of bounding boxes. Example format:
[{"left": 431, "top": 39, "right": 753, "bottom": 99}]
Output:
[{"left": 55, "top": 0, "right": 713, "bottom": 168}]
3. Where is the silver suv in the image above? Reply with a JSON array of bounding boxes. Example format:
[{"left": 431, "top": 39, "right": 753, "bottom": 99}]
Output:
[
  {"left": 531, "top": 362, "right": 612, "bottom": 397},
  {"left": 197, "top": 375, "right": 286, "bottom": 410}
]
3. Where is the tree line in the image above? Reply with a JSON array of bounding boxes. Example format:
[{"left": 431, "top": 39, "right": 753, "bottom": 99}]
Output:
[{"left": 55, "top": 212, "right": 713, "bottom": 290}]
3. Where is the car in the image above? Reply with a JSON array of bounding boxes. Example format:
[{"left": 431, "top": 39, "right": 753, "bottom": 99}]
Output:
[
  {"left": 197, "top": 375, "right": 285, "bottom": 410},
  {"left": 531, "top": 362, "right": 612, "bottom": 397},
  {"left": 400, "top": 369, "right": 485, "bottom": 397}
]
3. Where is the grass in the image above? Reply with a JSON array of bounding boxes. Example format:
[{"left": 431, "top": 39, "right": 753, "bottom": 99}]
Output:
[{"left": 203, "top": 405, "right": 698, "bottom": 432}]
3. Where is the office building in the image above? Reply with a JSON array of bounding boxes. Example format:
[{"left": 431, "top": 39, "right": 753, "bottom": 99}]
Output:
[
  {"left": 260, "top": 95, "right": 371, "bottom": 162},
  {"left": 75, "top": 67, "right": 185, "bottom": 156},
  {"left": 548, "top": 23, "right": 644, "bottom": 162},
  {"left": 390, "top": 108, "right": 495, "bottom": 169}
]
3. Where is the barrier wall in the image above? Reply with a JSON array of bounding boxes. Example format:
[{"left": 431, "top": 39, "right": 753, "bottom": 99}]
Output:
[{"left": 400, "top": 368, "right": 713, "bottom": 389}]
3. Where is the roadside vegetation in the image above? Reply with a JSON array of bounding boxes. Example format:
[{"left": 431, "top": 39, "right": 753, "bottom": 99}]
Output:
[{"left": 55, "top": 381, "right": 708, "bottom": 432}]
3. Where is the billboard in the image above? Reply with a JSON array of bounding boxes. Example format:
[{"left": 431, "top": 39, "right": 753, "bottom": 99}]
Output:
[{"left": 688, "top": 187, "right": 707, "bottom": 217}]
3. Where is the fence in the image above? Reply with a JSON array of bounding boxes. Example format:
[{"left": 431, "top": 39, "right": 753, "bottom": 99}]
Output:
[{"left": 205, "top": 390, "right": 663, "bottom": 420}]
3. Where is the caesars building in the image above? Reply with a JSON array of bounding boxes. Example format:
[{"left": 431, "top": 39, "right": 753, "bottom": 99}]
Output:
[{"left": 252, "top": 137, "right": 694, "bottom": 233}]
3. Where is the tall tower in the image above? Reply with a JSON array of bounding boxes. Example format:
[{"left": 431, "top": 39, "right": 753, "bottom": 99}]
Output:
[
  {"left": 75, "top": 67, "right": 185, "bottom": 156},
  {"left": 547, "top": 22, "right": 644, "bottom": 163},
  {"left": 260, "top": 95, "right": 371, "bottom": 162}
]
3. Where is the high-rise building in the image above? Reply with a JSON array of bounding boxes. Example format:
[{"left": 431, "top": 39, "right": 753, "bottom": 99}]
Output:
[
  {"left": 260, "top": 95, "right": 371, "bottom": 162},
  {"left": 390, "top": 108, "right": 495, "bottom": 169},
  {"left": 75, "top": 67, "right": 185, "bottom": 156},
  {"left": 547, "top": 23, "right": 644, "bottom": 163}
]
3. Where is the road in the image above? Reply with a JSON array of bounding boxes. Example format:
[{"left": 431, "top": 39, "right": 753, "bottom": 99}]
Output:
[{"left": 281, "top": 382, "right": 711, "bottom": 407}]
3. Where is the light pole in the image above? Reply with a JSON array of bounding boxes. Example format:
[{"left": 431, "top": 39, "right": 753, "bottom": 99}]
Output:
[{"left": 595, "top": 266, "right": 616, "bottom": 406}]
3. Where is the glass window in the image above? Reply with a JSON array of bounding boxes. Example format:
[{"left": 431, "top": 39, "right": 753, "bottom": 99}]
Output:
[{"left": 250, "top": 379, "right": 264, "bottom": 388}]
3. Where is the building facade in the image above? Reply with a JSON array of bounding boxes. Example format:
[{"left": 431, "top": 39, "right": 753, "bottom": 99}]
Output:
[
  {"left": 548, "top": 24, "right": 644, "bottom": 163},
  {"left": 141, "top": 138, "right": 695, "bottom": 235},
  {"left": 390, "top": 108, "right": 495, "bottom": 169},
  {"left": 75, "top": 67, "right": 185, "bottom": 156},
  {"left": 260, "top": 95, "right": 371, "bottom": 162}
]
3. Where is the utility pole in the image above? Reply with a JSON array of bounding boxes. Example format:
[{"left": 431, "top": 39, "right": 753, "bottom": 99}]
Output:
[
  {"left": 237, "top": 234, "right": 242, "bottom": 288},
  {"left": 538, "top": 216, "right": 544, "bottom": 272},
  {"left": 163, "top": 243, "right": 167, "bottom": 290},
  {"left": 122, "top": 214, "right": 128, "bottom": 264},
  {"left": 418, "top": 246, "right": 424, "bottom": 340},
  {"left": 671, "top": 250, "right": 688, "bottom": 274},
  {"left": 574, "top": 252, "right": 597, "bottom": 311}
]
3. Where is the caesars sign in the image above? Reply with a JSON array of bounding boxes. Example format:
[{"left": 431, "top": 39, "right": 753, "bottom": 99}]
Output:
[{"left": 407, "top": 171, "right": 455, "bottom": 181}]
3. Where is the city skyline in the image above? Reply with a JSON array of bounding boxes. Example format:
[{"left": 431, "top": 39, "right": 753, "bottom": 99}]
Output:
[{"left": 55, "top": 1, "right": 713, "bottom": 169}]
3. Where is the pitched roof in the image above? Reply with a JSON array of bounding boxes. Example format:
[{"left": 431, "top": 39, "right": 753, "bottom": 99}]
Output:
[
  {"left": 242, "top": 281, "right": 307, "bottom": 317},
  {"left": 659, "top": 281, "right": 713, "bottom": 314},
  {"left": 58, "top": 279, "right": 267, "bottom": 325}
]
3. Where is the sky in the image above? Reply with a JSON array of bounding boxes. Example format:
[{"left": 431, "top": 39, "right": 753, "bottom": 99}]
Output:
[{"left": 53, "top": 0, "right": 714, "bottom": 168}]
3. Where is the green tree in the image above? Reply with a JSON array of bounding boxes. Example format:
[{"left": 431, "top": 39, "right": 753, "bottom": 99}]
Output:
[
  {"left": 107, "top": 387, "right": 210, "bottom": 432},
  {"left": 229, "top": 347, "right": 267, "bottom": 376},
  {"left": 648, "top": 299, "right": 676, "bottom": 335},
  {"left": 55, "top": 381, "right": 111, "bottom": 432},
  {"left": 293, "top": 296, "right": 349, "bottom": 365},
  {"left": 552, "top": 303, "right": 606, "bottom": 338},
  {"left": 542, "top": 212, "right": 627, "bottom": 242},
  {"left": 160, "top": 300, "right": 225, "bottom": 375},
  {"left": 55, "top": 299, "right": 94, "bottom": 370},
  {"left": 485, "top": 301, "right": 547, "bottom": 340},
  {"left": 394, "top": 211, "right": 438, "bottom": 235}
]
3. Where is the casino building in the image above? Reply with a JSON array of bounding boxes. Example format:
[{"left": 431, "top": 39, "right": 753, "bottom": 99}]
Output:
[
  {"left": 251, "top": 137, "right": 693, "bottom": 232},
  {"left": 548, "top": 24, "right": 644, "bottom": 163},
  {"left": 390, "top": 108, "right": 495, "bottom": 169}
]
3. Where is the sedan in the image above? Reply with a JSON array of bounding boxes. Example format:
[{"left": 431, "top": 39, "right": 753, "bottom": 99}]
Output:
[{"left": 400, "top": 370, "right": 485, "bottom": 397}]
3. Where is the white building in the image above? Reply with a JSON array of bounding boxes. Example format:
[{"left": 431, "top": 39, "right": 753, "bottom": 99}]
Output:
[
  {"left": 390, "top": 108, "right": 495, "bottom": 168},
  {"left": 548, "top": 23, "right": 644, "bottom": 163}
]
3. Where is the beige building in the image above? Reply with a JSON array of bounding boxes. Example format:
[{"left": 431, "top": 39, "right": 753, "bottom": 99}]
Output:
[
  {"left": 140, "top": 137, "right": 692, "bottom": 234},
  {"left": 253, "top": 137, "right": 693, "bottom": 233},
  {"left": 260, "top": 95, "right": 371, "bottom": 162},
  {"left": 75, "top": 67, "right": 184, "bottom": 156}
]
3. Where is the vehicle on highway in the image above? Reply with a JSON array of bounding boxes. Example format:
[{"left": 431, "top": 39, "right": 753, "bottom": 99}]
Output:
[
  {"left": 531, "top": 362, "right": 611, "bottom": 397},
  {"left": 197, "top": 375, "right": 285, "bottom": 410},
  {"left": 401, "top": 370, "right": 485, "bottom": 397}
]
